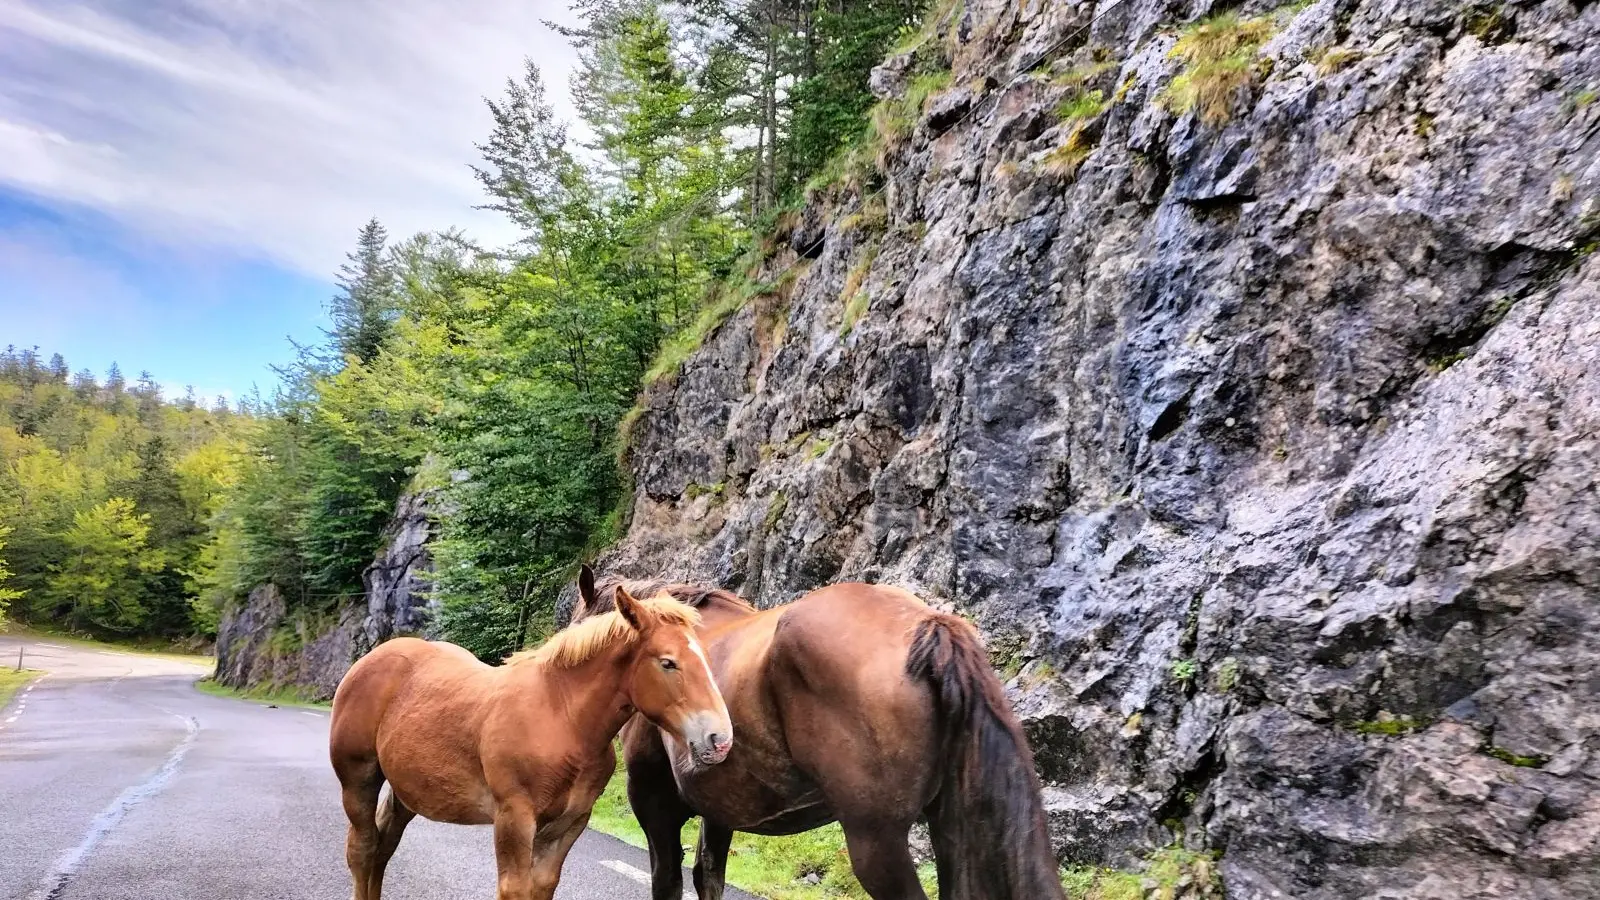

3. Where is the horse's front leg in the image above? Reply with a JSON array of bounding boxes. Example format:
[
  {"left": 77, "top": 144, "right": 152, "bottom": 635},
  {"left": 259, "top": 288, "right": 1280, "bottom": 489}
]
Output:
[
  {"left": 524, "top": 811, "right": 591, "bottom": 900},
  {"left": 631, "top": 772, "right": 692, "bottom": 900},
  {"left": 492, "top": 800, "right": 538, "bottom": 900},
  {"left": 692, "top": 819, "right": 734, "bottom": 900}
]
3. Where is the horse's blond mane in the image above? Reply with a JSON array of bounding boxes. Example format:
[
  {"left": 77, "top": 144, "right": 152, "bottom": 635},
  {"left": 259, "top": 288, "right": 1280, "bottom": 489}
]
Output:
[{"left": 507, "top": 596, "right": 699, "bottom": 669}]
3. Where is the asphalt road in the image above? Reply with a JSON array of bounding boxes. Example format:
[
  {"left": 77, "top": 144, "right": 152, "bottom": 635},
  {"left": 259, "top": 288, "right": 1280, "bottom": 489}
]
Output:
[{"left": 0, "top": 634, "right": 748, "bottom": 900}]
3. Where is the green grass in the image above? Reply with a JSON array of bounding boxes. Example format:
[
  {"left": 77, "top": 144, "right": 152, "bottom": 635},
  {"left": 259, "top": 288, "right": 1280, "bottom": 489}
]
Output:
[
  {"left": 1213, "top": 656, "right": 1240, "bottom": 692},
  {"left": 6, "top": 626, "right": 212, "bottom": 666},
  {"left": 840, "top": 292, "right": 871, "bottom": 337},
  {"left": 1062, "top": 846, "right": 1222, "bottom": 899},
  {"left": 763, "top": 492, "right": 790, "bottom": 532},
  {"left": 1487, "top": 746, "right": 1546, "bottom": 768},
  {"left": 1315, "top": 46, "right": 1363, "bottom": 75},
  {"left": 1057, "top": 89, "right": 1107, "bottom": 122},
  {"left": 1161, "top": 11, "right": 1281, "bottom": 123},
  {"left": 1042, "top": 126, "right": 1099, "bottom": 179},
  {"left": 1350, "top": 715, "right": 1425, "bottom": 736},
  {"left": 868, "top": 69, "right": 953, "bottom": 148},
  {"left": 644, "top": 278, "right": 766, "bottom": 386},
  {"left": 589, "top": 764, "right": 930, "bottom": 900},
  {"left": 0, "top": 668, "right": 44, "bottom": 710},
  {"left": 685, "top": 481, "right": 727, "bottom": 501},
  {"left": 194, "top": 676, "right": 330, "bottom": 709},
  {"left": 592, "top": 765, "right": 1220, "bottom": 900}
]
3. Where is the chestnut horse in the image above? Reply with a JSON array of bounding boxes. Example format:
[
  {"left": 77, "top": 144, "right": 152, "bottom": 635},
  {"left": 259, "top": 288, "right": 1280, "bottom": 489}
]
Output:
[
  {"left": 572, "top": 575, "right": 1063, "bottom": 900},
  {"left": 329, "top": 576, "right": 733, "bottom": 900}
]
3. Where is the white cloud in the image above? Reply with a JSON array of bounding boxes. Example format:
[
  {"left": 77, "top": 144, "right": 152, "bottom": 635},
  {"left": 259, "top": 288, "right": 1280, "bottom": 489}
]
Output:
[{"left": 0, "top": 0, "right": 581, "bottom": 277}]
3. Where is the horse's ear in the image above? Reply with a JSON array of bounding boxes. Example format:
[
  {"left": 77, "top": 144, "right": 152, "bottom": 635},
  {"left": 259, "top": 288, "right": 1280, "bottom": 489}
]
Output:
[
  {"left": 614, "top": 584, "right": 648, "bottom": 632},
  {"left": 578, "top": 564, "right": 598, "bottom": 612}
]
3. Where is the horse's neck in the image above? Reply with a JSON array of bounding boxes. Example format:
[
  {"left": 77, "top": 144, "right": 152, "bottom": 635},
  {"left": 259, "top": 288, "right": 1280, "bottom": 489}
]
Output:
[{"left": 515, "top": 654, "right": 637, "bottom": 749}]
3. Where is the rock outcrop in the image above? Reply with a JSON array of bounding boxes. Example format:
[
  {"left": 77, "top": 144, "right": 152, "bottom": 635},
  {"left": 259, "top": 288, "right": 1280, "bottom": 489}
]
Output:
[
  {"left": 214, "top": 488, "right": 440, "bottom": 701},
  {"left": 600, "top": 0, "right": 1600, "bottom": 896}
]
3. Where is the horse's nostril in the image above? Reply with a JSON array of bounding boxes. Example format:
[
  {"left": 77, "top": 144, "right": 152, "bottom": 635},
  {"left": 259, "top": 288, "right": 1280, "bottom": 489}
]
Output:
[{"left": 709, "top": 733, "right": 730, "bottom": 751}]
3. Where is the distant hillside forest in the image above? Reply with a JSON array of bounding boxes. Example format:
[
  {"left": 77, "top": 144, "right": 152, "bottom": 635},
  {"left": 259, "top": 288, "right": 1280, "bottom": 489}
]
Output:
[{"left": 0, "top": 0, "right": 932, "bottom": 656}]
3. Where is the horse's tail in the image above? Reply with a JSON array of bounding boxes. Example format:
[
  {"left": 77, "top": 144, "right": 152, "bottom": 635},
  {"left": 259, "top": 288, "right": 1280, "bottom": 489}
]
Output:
[{"left": 906, "top": 615, "right": 1064, "bottom": 900}]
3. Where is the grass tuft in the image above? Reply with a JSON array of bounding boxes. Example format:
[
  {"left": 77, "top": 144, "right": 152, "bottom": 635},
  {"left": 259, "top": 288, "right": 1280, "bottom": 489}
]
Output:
[
  {"left": 1113, "top": 74, "right": 1140, "bottom": 104},
  {"left": 763, "top": 492, "right": 789, "bottom": 532},
  {"left": 840, "top": 293, "right": 871, "bottom": 337},
  {"left": 1350, "top": 714, "right": 1426, "bottom": 736},
  {"left": 1213, "top": 656, "right": 1240, "bottom": 692},
  {"left": 1058, "top": 89, "right": 1107, "bottom": 122},
  {"left": 838, "top": 197, "right": 888, "bottom": 235},
  {"left": 1043, "top": 125, "right": 1099, "bottom": 179},
  {"left": 1161, "top": 12, "right": 1280, "bottom": 123},
  {"left": 644, "top": 278, "right": 766, "bottom": 386},
  {"left": 1315, "top": 46, "right": 1363, "bottom": 75},
  {"left": 838, "top": 244, "right": 880, "bottom": 337},
  {"left": 1487, "top": 746, "right": 1547, "bottom": 768}
]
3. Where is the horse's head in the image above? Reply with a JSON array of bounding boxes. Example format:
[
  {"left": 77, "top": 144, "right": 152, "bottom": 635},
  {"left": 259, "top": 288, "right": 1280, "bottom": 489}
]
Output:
[{"left": 580, "top": 565, "right": 733, "bottom": 767}]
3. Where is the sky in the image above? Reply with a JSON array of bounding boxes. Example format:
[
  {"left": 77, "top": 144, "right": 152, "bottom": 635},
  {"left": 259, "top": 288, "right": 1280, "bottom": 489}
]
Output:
[{"left": 0, "top": 0, "right": 581, "bottom": 403}]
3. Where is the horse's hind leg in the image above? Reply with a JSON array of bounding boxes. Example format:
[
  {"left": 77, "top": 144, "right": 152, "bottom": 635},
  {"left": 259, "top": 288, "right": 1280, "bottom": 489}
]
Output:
[
  {"left": 366, "top": 787, "right": 417, "bottom": 900},
  {"left": 838, "top": 820, "right": 928, "bottom": 900},
  {"left": 337, "top": 761, "right": 384, "bottom": 900}
]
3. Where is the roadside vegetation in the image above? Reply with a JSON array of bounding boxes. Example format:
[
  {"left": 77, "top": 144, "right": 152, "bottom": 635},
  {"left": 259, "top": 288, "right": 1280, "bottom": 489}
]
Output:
[
  {"left": 194, "top": 677, "right": 329, "bottom": 710},
  {"left": 589, "top": 757, "right": 1217, "bottom": 900},
  {"left": 1, "top": 0, "right": 941, "bottom": 663},
  {"left": 0, "top": 667, "right": 43, "bottom": 710},
  {"left": 588, "top": 761, "right": 931, "bottom": 900}
]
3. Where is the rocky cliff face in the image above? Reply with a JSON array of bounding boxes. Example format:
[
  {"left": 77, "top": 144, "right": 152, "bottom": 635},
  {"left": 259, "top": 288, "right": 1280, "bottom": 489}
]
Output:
[
  {"left": 601, "top": 0, "right": 1600, "bottom": 896},
  {"left": 214, "top": 489, "right": 440, "bottom": 701}
]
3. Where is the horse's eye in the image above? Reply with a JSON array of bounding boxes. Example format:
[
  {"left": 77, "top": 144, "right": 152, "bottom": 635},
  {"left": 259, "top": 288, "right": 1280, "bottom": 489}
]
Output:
[{"left": 659, "top": 658, "right": 678, "bottom": 671}]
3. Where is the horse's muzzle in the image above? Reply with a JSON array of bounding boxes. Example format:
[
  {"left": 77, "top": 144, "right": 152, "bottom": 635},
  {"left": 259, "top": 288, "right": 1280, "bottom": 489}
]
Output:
[
  {"left": 694, "top": 732, "right": 733, "bottom": 766},
  {"left": 683, "top": 714, "right": 734, "bottom": 766}
]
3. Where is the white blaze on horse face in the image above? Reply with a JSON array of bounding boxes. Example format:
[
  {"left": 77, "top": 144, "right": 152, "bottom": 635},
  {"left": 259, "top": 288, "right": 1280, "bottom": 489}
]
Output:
[{"left": 686, "top": 637, "right": 712, "bottom": 672}]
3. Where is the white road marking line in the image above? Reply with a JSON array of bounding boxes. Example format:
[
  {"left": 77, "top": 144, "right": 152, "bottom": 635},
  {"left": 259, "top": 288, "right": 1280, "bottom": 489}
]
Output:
[
  {"left": 600, "top": 860, "right": 650, "bottom": 884},
  {"left": 29, "top": 714, "right": 200, "bottom": 900},
  {"left": 4, "top": 716, "right": 16, "bottom": 724},
  {"left": 299, "top": 711, "right": 324, "bottom": 718},
  {"left": 599, "top": 859, "right": 695, "bottom": 900}
]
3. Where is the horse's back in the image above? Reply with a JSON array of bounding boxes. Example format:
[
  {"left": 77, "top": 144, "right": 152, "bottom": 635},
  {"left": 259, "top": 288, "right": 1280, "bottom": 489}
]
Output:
[
  {"left": 771, "top": 582, "right": 933, "bottom": 684},
  {"left": 329, "top": 638, "right": 485, "bottom": 770}
]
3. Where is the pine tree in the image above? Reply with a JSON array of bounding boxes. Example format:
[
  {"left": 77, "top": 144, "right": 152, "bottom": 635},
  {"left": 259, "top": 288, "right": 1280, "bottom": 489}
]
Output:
[
  {"left": 330, "top": 219, "right": 397, "bottom": 365},
  {"left": 47, "top": 353, "right": 69, "bottom": 383},
  {"left": 134, "top": 370, "right": 163, "bottom": 421}
]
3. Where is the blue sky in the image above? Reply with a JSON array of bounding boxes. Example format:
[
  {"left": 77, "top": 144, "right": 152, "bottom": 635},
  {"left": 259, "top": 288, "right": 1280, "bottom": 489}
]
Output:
[{"left": 0, "top": 0, "right": 579, "bottom": 401}]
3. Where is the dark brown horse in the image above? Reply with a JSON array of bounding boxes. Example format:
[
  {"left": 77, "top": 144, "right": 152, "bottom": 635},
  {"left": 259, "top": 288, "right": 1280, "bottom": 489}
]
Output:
[
  {"left": 329, "top": 576, "right": 732, "bottom": 900},
  {"left": 573, "top": 575, "right": 1063, "bottom": 900}
]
